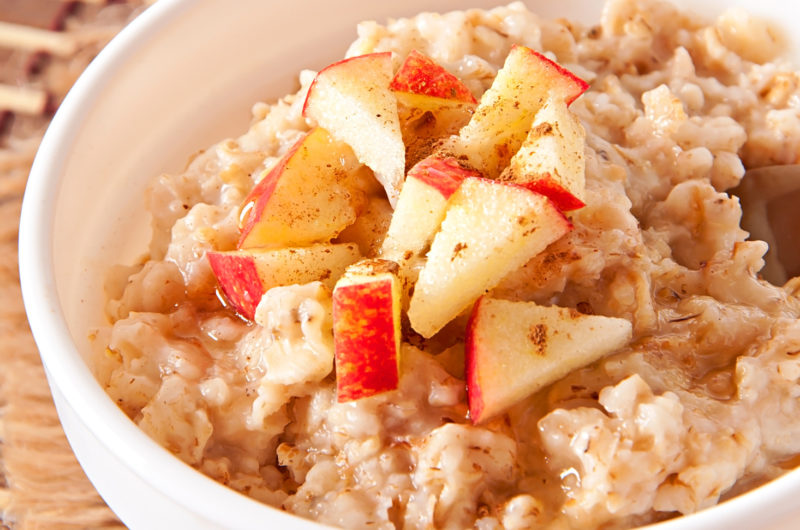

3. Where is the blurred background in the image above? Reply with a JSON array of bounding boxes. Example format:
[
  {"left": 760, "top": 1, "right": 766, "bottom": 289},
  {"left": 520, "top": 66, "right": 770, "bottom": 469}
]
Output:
[{"left": 0, "top": 1, "right": 151, "bottom": 527}]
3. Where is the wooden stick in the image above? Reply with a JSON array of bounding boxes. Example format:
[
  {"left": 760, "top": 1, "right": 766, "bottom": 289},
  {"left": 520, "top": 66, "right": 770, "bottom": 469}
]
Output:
[
  {"left": 0, "top": 485, "right": 10, "bottom": 510},
  {"left": 0, "top": 84, "right": 50, "bottom": 115},
  {"left": 0, "top": 21, "right": 77, "bottom": 57},
  {"left": 0, "top": 110, "right": 12, "bottom": 136}
]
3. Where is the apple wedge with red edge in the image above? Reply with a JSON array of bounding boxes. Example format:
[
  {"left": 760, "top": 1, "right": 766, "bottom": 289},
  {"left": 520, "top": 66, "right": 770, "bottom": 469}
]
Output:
[
  {"left": 332, "top": 259, "right": 402, "bottom": 402},
  {"left": 500, "top": 96, "right": 587, "bottom": 211},
  {"left": 442, "top": 44, "right": 589, "bottom": 178},
  {"left": 407, "top": 177, "right": 572, "bottom": 338},
  {"left": 381, "top": 156, "right": 480, "bottom": 266},
  {"left": 465, "top": 297, "right": 632, "bottom": 424},
  {"left": 303, "top": 52, "right": 405, "bottom": 206},
  {"left": 390, "top": 49, "right": 477, "bottom": 103},
  {"left": 390, "top": 50, "right": 477, "bottom": 168},
  {"left": 208, "top": 242, "right": 361, "bottom": 321},
  {"left": 396, "top": 92, "right": 476, "bottom": 169},
  {"left": 237, "top": 127, "right": 364, "bottom": 250}
]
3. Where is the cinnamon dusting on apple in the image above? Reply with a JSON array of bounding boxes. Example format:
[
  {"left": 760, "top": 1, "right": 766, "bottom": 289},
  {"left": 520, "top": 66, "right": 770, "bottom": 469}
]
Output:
[{"left": 529, "top": 323, "right": 548, "bottom": 355}]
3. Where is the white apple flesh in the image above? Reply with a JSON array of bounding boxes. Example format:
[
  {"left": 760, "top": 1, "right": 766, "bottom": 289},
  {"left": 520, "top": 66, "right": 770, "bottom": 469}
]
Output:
[
  {"left": 303, "top": 52, "right": 405, "bottom": 206},
  {"left": 381, "top": 156, "right": 480, "bottom": 265},
  {"left": 407, "top": 177, "right": 572, "bottom": 338},
  {"left": 501, "top": 96, "right": 587, "bottom": 211},
  {"left": 466, "top": 297, "right": 633, "bottom": 423},
  {"left": 443, "top": 44, "right": 589, "bottom": 178}
]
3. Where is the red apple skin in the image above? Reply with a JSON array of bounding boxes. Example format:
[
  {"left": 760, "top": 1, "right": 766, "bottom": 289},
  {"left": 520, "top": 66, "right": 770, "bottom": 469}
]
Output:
[
  {"left": 333, "top": 279, "right": 399, "bottom": 402},
  {"left": 523, "top": 175, "right": 586, "bottom": 211},
  {"left": 390, "top": 50, "right": 477, "bottom": 104},
  {"left": 237, "top": 132, "right": 307, "bottom": 247},
  {"left": 207, "top": 251, "right": 263, "bottom": 321},
  {"left": 302, "top": 51, "right": 393, "bottom": 117},
  {"left": 513, "top": 45, "right": 589, "bottom": 105},
  {"left": 465, "top": 296, "right": 486, "bottom": 424},
  {"left": 407, "top": 156, "right": 481, "bottom": 199}
]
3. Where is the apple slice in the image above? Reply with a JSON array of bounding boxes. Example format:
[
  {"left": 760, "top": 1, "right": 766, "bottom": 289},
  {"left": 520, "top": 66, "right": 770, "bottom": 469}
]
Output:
[
  {"left": 390, "top": 49, "right": 477, "bottom": 103},
  {"left": 444, "top": 44, "right": 589, "bottom": 178},
  {"left": 396, "top": 92, "right": 476, "bottom": 169},
  {"left": 466, "top": 297, "right": 632, "bottom": 423},
  {"left": 381, "top": 156, "right": 480, "bottom": 265},
  {"left": 332, "top": 259, "right": 402, "bottom": 402},
  {"left": 390, "top": 51, "right": 477, "bottom": 168},
  {"left": 303, "top": 52, "right": 405, "bottom": 206},
  {"left": 208, "top": 242, "right": 360, "bottom": 321},
  {"left": 407, "top": 177, "right": 572, "bottom": 338},
  {"left": 500, "top": 97, "right": 587, "bottom": 211},
  {"left": 237, "top": 127, "right": 363, "bottom": 249}
]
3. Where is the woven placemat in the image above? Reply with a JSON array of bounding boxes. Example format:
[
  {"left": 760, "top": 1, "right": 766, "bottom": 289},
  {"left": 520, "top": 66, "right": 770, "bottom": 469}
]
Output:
[{"left": 0, "top": 3, "right": 149, "bottom": 528}]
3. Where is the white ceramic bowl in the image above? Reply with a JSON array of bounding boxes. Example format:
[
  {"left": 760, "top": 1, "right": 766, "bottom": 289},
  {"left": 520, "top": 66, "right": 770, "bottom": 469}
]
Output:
[{"left": 18, "top": 0, "right": 800, "bottom": 528}]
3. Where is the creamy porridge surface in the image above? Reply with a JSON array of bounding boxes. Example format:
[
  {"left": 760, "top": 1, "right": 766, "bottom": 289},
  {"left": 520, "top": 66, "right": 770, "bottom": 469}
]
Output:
[{"left": 97, "top": 0, "right": 800, "bottom": 528}]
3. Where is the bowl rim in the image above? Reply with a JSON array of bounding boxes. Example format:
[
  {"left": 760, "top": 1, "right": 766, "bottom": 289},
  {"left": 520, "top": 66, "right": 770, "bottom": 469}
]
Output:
[{"left": 17, "top": 0, "right": 800, "bottom": 528}]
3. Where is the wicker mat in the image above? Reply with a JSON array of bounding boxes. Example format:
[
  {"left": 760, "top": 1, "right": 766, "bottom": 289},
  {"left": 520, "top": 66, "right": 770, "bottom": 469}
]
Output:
[{"left": 0, "top": 3, "right": 150, "bottom": 528}]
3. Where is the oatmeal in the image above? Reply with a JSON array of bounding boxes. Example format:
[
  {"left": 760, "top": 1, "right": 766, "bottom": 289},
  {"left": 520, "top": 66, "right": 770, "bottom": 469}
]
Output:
[{"left": 97, "top": 0, "right": 800, "bottom": 528}]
